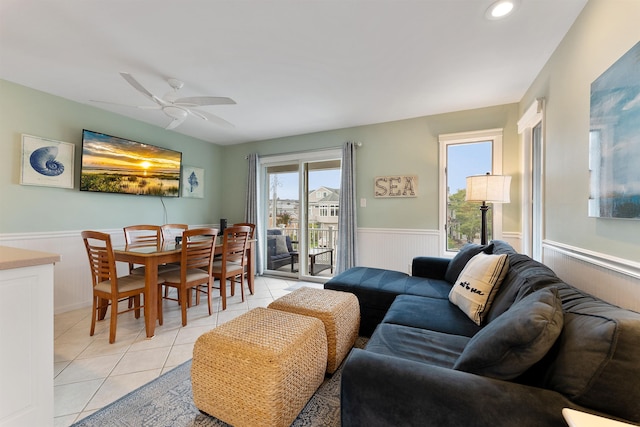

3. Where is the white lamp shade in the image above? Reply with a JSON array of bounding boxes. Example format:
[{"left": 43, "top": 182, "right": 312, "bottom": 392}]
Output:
[{"left": 466, "top": 174, "right": 511, "bottom": 203}]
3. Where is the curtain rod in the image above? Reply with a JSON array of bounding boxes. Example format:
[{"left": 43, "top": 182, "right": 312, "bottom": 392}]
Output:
[{"left": 245, "top": 141, "right": 362, "bottom": 159}]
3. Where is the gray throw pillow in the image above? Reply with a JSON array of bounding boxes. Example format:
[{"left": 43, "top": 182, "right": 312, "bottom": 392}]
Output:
[
  {"left": 444, "top": 243, "right": 494, "bottom": 283},
  {"left": 453, "top": 287, "right": 563, "bottom": 380},
  {"left": 275, "top": 235, "right": 290, "bottom": 255}
]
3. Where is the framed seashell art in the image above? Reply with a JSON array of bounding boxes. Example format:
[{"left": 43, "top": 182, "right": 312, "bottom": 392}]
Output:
[{"left": 21, "top": 134, "right": 75, "bottom": 189}]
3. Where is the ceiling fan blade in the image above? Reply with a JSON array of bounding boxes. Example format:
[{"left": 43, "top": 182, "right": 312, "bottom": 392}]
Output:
[
  {"left": 90, "top": 100, "right": 161, "bottom": 110},
  {"left": 120, "top": 72, "right": 164, "bottom": 105},
  {"left": 188, "top": 108, "right": 235, "bottom": 128},
  {"left": 165, "top": 116, "right": 187, "bottom": 130},
  {"left": 173, "top": 96, "right": 236, "bottom": 107}
]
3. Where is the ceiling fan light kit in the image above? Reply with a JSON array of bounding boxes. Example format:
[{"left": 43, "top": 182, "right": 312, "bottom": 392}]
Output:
[
  {"left": 163, "top": 106, "right": 189, "bottom": 130},
  {"left": 92, "top": 72, "right": 236, "bottom": 130},
  {"left": 163, "top": 106, "right": 188, "bottom": 120}
]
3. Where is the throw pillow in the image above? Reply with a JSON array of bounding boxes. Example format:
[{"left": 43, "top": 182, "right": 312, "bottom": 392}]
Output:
[
  {"left": 453, "top": 287, "right": 564, "bottom": 380},
  {"left": 275, "top": 235, "right": 290, "bottom": 255},
  {"left": 448, "top": 251, "right": 508, "bottom": 325},
  {"left": 444, "top": 243, "right": 494, "bottom": 284}
]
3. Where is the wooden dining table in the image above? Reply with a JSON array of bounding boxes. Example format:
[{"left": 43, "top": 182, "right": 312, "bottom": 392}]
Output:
[{"left": 113, "top": 239, "right": 256, "bottom": 338}]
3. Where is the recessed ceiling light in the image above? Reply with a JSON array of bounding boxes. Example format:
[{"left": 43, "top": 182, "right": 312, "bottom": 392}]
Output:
[{"left": 485, "top": 0, "right": 519, "bottom": 20}]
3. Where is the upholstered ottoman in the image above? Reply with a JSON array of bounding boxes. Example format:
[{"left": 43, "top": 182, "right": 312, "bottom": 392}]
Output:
[
  {"left": 269, "top": 286, "right": 360, "bottom": 373},
  {"left": 191, "top": 307, "right": 327, "bottom": 427}
]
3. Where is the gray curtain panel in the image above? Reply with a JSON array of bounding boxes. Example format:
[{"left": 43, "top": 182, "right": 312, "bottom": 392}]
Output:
[
  {"left": 336, "top": 141, "right": 358, "bottom": 274},
  {"left": 245, "top": 153, "right": 263, "bottom": 274}
]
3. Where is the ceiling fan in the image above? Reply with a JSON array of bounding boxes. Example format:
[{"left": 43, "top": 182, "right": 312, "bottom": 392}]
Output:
[{"left": 92, "top": 72, "right": 236, "bottom": 130}]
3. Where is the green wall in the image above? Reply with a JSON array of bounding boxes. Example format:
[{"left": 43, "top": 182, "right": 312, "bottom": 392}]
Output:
[
  {"left": 520, "top": 0, "right": 640, "bottom": 260},
  {"left": 0, "top": 80, "right": 224, "bottom": 233},
  {"left": 4, "top": 0, "right": 638, "bottom": 267},
  {"left": 0, "top": 80, "right": 520, "bottom": 235},
  {"left": 221, "top": 104, "right": 521, "bottom": 231}
]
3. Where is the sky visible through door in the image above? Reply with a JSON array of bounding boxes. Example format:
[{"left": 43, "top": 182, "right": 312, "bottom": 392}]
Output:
[{"left": 273, "top": 169, "right": 341, "bottom": 199}]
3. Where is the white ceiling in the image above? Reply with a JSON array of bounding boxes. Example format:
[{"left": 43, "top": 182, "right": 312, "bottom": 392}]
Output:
[{"left": 0, "top": 0, "right": 587, "bottom": 146}]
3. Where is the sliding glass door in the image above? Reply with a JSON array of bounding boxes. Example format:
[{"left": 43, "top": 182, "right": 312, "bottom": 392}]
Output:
[{"left": 261, "top": 150, "right": 341, "bottom": 280}]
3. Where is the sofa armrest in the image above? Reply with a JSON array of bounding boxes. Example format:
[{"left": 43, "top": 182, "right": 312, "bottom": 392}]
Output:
[
  {"left": 411, "top": 256, "right": 449, "bottom": 280},
  {"left": 341, "top": 349, "right": 578, "bottom": 427}
]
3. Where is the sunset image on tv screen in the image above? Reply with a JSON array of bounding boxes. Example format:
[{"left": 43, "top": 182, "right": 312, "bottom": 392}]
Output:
[{"left": 80, "top": 130, "right": 182, "bottom": 197}]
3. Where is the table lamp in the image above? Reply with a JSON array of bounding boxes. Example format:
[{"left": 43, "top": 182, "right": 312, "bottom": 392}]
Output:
[{"left": 465, "top": 172, "right": 511, "bottom": 245}]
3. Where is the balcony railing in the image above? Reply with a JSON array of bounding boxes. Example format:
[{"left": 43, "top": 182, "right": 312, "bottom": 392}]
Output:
[
  {"left": 282, "top": 226, "right": 338, "bottom": 265},
  {"left": 279, "top": 226, "right": 339, "bottom": 251}
]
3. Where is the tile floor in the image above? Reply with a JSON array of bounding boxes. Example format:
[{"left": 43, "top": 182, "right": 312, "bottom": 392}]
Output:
[{"left": 53, "top": 275, "right": 323, "bottom": 426}]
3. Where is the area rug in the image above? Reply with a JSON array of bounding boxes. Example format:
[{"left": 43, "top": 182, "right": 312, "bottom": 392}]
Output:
[{"left": 72, "top": 337, "right": 367, "bottom": 427}]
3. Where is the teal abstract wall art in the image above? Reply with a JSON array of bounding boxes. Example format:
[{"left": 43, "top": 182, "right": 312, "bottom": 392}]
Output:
[{"left": 589, "top": 41, "right": 640, "bottom": 219}]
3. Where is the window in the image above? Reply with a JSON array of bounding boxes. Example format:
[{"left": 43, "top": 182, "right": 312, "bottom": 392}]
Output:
[{"left": 439, "top": 129, "right": 504, "bottom": 255}]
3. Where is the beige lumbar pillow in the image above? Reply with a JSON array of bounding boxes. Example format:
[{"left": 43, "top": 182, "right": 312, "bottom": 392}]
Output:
[{"left": 449, "top": 252, "right": 509, "bottom": 325}]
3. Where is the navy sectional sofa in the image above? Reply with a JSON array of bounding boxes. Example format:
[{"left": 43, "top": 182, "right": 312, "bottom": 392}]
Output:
[{"left": 325, "top": 240, "right": 640, "bottom": 426}]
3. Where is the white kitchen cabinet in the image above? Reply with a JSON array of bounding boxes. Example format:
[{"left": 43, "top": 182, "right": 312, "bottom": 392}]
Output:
[{"left": 0, "top": 246, "right": 59, "bottom": 427}]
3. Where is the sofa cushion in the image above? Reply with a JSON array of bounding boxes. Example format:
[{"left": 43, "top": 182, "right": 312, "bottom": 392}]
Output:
[
  {"left": 540, "top": 284, "right": 640, "bottom": 423},
  {"left": 486, "top": 253, "right": 562, "bottom": 323},
  {"left": 453, "top": 287, "right": 563, "bottom": 380},
  {"left": 448, "top": 252, "right": 509, "bottom": 325},
  {"left": 444, "top": 243, "right": 494, "bottom": 284},
  {"left": 366, "top": 323, "right": 469, "bottom": 368},
  {"left": 326, "top": 267, "right": 454, "bottom": 336},
  {"left": 382, "top": 294, "right": 482, "bottom": 337},
  {"left": 325, "top": 267, "right": 452, "bottom": 304}
]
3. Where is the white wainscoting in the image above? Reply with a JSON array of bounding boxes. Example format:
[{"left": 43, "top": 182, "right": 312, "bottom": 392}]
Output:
[
  {"left": 3, "top": 228, "right": 636, "bottom": 314},
  {"left": 357, "top": 229, "right": 522, "bottom": 274},
  {"left": 543, "top": 240, "right": 640, "bottom": 313},
  {"left": 357, "top": 228, "right": 441, "bottom": 274},
  {"left": 0, "top": 225, "right": 218, "bottom": 314},
  {"left": 0, "top": 229, "right": 130, "bottom": 314},
  {"left": 502, "top": 232, "right": 522, "bottom": 253}
]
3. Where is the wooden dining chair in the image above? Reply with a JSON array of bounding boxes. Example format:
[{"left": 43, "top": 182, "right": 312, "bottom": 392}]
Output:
[
  {"left": 161, "top": 223, "right": 189, "bottom": 243},
  {"left": 81, "top": 231, "right": 148, "bottom": 344},
  {"left": 157, "top": 228, "right": 218, "bottom": 326},
  {"left": 234, "top": 222, "right": 255, "bottom": 239},
  {"left": 123, "top": 225, "right": 163, "bottom": 275},
  {"left": 234, "top": 222, "right": 255, "bottom": 289},
  {"left": 160, "top": 223, "right": 189, "bottom": 299},
  {"left": 212, "top": 225, "right": 250, "bottom": 310}
]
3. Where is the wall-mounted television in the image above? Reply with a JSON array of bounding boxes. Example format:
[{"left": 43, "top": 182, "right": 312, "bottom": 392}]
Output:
[{"left": 80, "top": 129, "right": 182, "bottom": 197}]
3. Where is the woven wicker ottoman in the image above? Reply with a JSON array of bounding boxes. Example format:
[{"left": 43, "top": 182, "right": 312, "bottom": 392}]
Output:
[
  {"left": 268, "top": 286, "right": 360, "bottom": 373},
  {"left": 191, "top": 307, "right": 327, "bottom": 427}
]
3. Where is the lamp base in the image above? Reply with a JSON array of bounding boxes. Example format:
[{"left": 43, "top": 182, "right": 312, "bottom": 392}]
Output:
[{"left": 480, "top": 202, "right": 490, "bottom": 245}]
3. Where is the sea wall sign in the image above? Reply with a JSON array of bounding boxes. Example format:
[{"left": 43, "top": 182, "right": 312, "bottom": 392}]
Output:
[
  {"left": 374, "top": 175, "right": 418, "bottom": 198},
  {"left": 21, "top": 134, "right": 74, "bottom": 189}
]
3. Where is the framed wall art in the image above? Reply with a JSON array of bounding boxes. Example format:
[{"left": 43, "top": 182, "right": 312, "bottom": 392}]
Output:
[
  {"left": 589, "top": 41, "right": 640, "bottom": 219},
  {"left": 21, "top": 134, "right": 75, "bottom": 189},
  {"left": 182, "top": 166, "right": 204, "bottom": 198}
]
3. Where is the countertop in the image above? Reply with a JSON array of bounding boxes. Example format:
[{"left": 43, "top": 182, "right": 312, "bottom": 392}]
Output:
[{"left": 0, "top": 246, "right": 61, "bottom": 270}]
